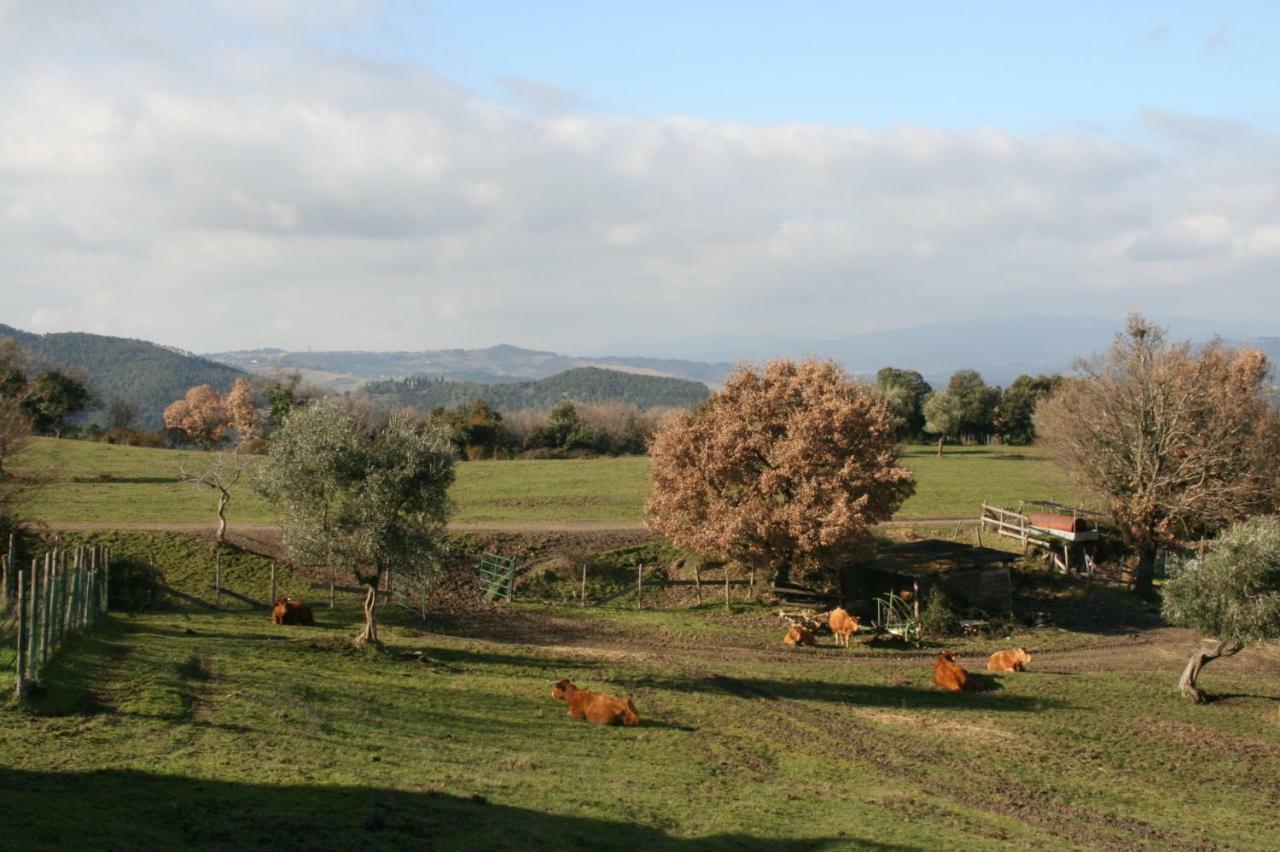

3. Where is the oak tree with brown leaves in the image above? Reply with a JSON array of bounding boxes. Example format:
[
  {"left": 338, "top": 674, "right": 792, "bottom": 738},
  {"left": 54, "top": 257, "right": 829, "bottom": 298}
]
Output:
[
  {"left": 224, "top": 377, "right": 258, "bottom": 443},
  {"left": 1037, "top": 315, "right": 1280, "bottom": 594},
  {"left": 164, "top": 384, "right": 231, "bottom": 449},
  {"left": 646, "top": 359, "right": 914, "bottom": 587}
]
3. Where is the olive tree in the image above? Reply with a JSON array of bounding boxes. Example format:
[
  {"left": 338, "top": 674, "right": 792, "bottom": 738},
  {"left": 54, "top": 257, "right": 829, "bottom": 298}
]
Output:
[
  {"left": 258, "top": 400, "right": 454, "bottom": 647},
  {"left": 1037, "top": 315, "right": 1280, "bottom": 594},
  {"left": 1162, "top": 516, "right": 1280, "bottom": 703},
  {"left": 646, "top": 359, "right": 914, "bottom": 587}
]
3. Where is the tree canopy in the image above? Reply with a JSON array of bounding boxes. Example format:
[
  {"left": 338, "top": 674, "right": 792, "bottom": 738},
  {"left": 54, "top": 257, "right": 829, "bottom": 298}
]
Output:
[
  {"left": 874, "top": 367, "right": 931, "bottom": 441},
  {"left": 257, "top": 400, "right": 455, "bottom": 646},
  {"left": 646, "top": 359, "right": 914, "bottom": 586},
  {"left": 1037, "top": 315, "right": 1280, "bottom": 593},
  {"left": 1162, "top": 515, "right": 1280, "bottom": 702}
]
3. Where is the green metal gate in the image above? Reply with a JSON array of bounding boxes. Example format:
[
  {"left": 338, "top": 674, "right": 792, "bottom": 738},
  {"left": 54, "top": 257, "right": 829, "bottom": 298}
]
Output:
[{"left": 478, "top": 553, "right": 516, "bottom": 601}]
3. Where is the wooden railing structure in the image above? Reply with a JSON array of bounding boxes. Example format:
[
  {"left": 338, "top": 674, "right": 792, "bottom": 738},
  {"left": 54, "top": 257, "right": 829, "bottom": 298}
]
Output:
[{"left": 978, "top": 502, "right": 1099, "bottom": 574}]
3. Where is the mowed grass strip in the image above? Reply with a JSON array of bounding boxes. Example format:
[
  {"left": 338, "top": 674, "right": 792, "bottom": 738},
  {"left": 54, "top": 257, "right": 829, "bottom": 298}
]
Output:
[
  {"left": 2, "top": 605, "right": 1277, "bottom": 850},
  {"left": 13, "top": 438, "right": 1081, "bottom": 526}
]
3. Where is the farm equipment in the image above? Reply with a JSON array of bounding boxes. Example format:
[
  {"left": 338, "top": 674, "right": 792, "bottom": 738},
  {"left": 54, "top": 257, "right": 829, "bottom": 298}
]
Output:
[{"left": 872, "top": 592, "right": 921, "bottom": 645}]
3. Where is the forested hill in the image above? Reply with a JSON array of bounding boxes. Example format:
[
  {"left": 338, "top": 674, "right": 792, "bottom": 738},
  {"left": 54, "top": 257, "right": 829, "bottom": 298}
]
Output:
[
  {"left": 365, "top": 367, "right": 711, "bottom": 411},
  {"left": 0, "top": 323, "right": 247, "bottom": 429}
]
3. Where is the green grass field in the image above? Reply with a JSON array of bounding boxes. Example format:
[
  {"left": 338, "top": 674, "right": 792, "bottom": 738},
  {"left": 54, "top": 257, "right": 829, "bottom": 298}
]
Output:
[
  {"left": 11, "top": 438, "right": 1081, "bottom": 526},
  {"left": 2, "top": 600, "right": 1277, "bottom": 850}
]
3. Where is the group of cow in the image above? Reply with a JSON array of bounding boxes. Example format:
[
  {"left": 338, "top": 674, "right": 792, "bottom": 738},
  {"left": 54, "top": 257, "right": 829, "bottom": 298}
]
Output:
[
  {"left": 266, "top": 598, "right": 1032, "bottom": 729},
  {"left": 934, "top": 647, "right": 1033, "bottom": 691},
  {"left": 784, "top": 606, "right": 1034, "bottom": 693}
]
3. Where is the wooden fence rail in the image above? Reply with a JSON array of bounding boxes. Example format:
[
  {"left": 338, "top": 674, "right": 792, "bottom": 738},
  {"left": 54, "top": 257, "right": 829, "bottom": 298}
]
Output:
[{"left": 10, "top": 545, "right": 111, "bottom": 700}]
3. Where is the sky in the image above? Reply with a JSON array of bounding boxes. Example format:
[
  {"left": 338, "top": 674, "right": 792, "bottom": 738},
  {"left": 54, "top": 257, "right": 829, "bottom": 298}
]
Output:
[{"left": 1, "top": 1, "right": 1278, "bottom": 356}]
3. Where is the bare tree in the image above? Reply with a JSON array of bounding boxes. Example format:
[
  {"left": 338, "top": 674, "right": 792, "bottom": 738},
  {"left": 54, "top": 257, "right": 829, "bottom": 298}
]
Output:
[
  {"left": 179, "top": 453, "right": 248, "bottom": 544},
  {"left": 646, "top": 359, "right": 914, "bottom": 587},
  {"left": 1037, "top": 315, "right": 1280, "bottom": 594}
]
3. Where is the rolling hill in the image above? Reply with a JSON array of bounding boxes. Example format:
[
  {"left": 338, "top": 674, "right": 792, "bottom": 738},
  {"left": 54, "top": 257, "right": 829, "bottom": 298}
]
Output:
[
  {"left": 206, "top": 343, "right": 729, "bottom": 387},
  {"left": 0, "top": 323, "right": 248, "bottom": 430},
  {"left": 364, "top": 366, "right": 712, "bottom": 411}
]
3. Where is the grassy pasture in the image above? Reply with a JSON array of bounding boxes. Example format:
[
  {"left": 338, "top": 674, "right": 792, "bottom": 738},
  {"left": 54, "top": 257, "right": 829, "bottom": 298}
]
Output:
[
  {"left": 1, "top": 600, "right": 1277, "bottom": 850},
  {"left": 12, "top": 438, "right": 1081, "bottom": 526}
]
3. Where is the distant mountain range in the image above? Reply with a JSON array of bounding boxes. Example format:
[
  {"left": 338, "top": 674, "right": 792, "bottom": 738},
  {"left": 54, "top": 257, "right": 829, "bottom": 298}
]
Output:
[
  {"left": 6, "top": 315, "right": 1277, "bottom": 430},
  {"left": 205, "top": 344, "right": 732, "bottom": 389},
  {"left": 365, "top": 367, "right": 711, "bottom": 412},
  {"left": 0, "top": 323, "right": 247, "bottom": 430}
]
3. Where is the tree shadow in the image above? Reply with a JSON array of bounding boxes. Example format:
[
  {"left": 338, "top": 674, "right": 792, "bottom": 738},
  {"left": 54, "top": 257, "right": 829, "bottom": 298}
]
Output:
[
  {"left": 626, "top": 672, "right": 1061, "bottom": 713},
  {"left": 0, "top": 768, "right": 889, "bottom": 851}
]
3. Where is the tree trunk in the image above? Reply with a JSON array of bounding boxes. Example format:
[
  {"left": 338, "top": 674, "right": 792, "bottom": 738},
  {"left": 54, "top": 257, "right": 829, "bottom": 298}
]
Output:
[
  {"left": 1178, "top": 639, "right": 1243, "bottom": 703},
  {"left": 215, "top": 491, "right": 229, "bottom": 544},
  {"left": 1133, "top": 547, "right": 1157, "bottom": 595},
  {"left": 773, "top": 561, "right": 791, "bottom": 589},
  {"left": 936, "top": 437, "right": 944, "bottom": 457},
  {"left": 355, "top": 582, "right": 380, "bottom": 648}
]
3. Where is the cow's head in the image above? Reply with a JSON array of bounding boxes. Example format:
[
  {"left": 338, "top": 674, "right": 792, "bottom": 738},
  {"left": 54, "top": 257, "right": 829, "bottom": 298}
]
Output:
[
  {"left": 551, "top": 678, "right": 573, "bottom": 699},
  {"left": 1014, "top": 648, "right": 1032, "bottom": 664}
]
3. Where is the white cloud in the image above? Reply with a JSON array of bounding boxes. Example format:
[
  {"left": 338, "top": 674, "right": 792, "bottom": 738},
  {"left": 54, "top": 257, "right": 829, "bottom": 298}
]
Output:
[{"left": 0, "top": 6, "right": 1278, "bottom": 355}]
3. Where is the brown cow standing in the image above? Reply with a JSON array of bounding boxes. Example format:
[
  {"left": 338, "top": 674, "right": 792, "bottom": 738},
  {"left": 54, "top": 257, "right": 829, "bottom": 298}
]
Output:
[
  {"left": 783, "top": 625, "right": 816, "bottom": 646},
  {"left": 551, "top": 679, "right": 640, "bottom": 726},
  {"left": 271, "top": 597, "right": 315, "bottom": 626},
  {"left": 933, "top": 651, "right": 971, "bottom": 692},
  {"left": 828, "top": 607, "right": 860, "bottom": 648},
  {"left": 987, "top": 648, "right": 1032, "bottom": 672}
]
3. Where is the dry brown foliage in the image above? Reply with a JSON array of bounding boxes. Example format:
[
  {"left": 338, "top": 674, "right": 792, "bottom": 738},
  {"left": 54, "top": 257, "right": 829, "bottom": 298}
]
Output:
[
  {"left": 646, "top": 359, "right": 914, "bottom": 585},
  {"left": 1037, "top": 315, "right": 1280, "bottom": 592},
  {"left": 163, "top": 384, "right": 230, "bottom": 449},
  {"left": 225, "top": 377, "right": 258, "bottom": 442}
]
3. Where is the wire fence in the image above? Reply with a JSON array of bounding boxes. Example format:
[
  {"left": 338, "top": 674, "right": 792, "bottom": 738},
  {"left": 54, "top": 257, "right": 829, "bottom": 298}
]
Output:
[{"left": 7, "top": 543, "right": 111, "bottom": 700}]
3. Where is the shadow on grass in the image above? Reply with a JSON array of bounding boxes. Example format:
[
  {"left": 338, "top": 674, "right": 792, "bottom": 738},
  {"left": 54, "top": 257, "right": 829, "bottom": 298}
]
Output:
[
  {"left": 0, "top": 768, "right": 898, "bottom": 851},
  {"left": 627, "top": 672, "right": 1061, "bottom": 713}
]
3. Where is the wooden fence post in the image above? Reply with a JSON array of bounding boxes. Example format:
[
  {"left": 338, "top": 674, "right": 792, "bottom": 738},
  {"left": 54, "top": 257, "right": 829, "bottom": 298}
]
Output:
[
  {"left": 2, "top": 532, "right": 12, "bottom": 606},
  {"left": 103, "top": 547, "right": 111, "bottom": 613},
  {"left": 694, "top": 561, "right": 702, "bottom": 604},
  {"left": 580, "top": 563, "right": 587, "bottom": 608},
  {"left": 14, "top": 568, "right": 26, "bottom": 700},
  {"left": 636, "top": 563, "right": 643, "bottom": 610},
  {"left": 749, "top": 567, "right": 756, "bottom": 601},
  {"left": 329, "top": 566, "right": 336, "bottom": 609},
  {"left": 723, "top": 566, "right": 731, "bottom": 613},
  {"left": 40, "top": 556, "right": 52, "bottom": 672},
  {"left": 214, "top": 549, "right": 221, "bottom": 609},
  {"left": 270, "top": 562, "right": 277, "bottom": 605}
]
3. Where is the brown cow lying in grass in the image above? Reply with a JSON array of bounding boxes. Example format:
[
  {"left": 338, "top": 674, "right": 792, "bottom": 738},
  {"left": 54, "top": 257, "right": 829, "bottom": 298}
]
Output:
[
  {"left": 828, "top": 607, "right": 860, "bottom": 648},
  {"left": 271, "top": 597, "right": 315, "bottom": 626},
  {"left": 987, "top": 648, "right": 1032, "bottom": 672},
  {"left": 783, "top": 625, "right": 816, "bottom": 646},
  {"left": 551, "top": 679, "right": 640, "bottom": 726},
  {"left": 933, "top": 651, "right": 971, "bottom": 692}
]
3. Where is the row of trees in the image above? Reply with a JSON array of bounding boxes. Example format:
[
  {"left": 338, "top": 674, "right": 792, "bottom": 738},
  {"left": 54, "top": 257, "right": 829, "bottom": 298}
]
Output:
[
  {"left": 162, "top": 372, "right": 313, "bottom": 452},
  {"left": 873, "top": 367, "right": 1060, "bottom": 450},
  {"left": 433, "top": 399, "right": 682, "bottom": 459}
]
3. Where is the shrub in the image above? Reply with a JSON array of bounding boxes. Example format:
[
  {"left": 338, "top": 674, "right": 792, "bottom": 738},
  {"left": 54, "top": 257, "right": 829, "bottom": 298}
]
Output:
[
  {"left": 109, "top": 558, "right": 164, "bottom": 612},
  {"left": 920, "top": 588, "right": 962, "bottom": 638}
]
